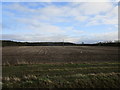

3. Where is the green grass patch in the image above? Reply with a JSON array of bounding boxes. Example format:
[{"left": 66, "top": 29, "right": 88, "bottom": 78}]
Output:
[{"left": 2, "top": 62, "right": 120, "bottom": 88}]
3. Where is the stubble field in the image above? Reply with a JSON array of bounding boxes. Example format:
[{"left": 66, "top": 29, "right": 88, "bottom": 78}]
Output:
[
  {"left": 2, "top": 46, "right": 119, "bottom": 65},
  {"left": 2, "top": 46, "right": 120, "bottom": 88}
]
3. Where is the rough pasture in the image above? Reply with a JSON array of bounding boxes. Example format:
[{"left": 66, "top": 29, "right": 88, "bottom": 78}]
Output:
[{"left": 2, "top": 46, "right": 120, "bottom": 88}]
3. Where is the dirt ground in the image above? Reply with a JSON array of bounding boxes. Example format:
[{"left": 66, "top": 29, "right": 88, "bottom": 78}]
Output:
[{"left": 2, "top": 46, "right": 119, "bottom": 65}]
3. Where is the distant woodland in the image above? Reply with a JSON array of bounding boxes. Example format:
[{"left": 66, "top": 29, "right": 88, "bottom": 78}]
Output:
[{"left": 1, "top": 40, "right": 120, "bottom": 47}]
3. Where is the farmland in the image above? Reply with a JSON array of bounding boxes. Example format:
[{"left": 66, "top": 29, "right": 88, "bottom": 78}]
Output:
[
  {"left": 2, "top": 46, "right": 119, "bottom": 65},
  {"left": 2, "top": 46, "right": 120, "bottom": 88}
]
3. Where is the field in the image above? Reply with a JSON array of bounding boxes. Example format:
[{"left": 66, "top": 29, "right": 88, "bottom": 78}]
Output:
[
  {"left": 2, "top": 46, "right": 119, "bottom": 65},
  {"left": 2, "top": 46, "right": 120, "bottom": 88}
]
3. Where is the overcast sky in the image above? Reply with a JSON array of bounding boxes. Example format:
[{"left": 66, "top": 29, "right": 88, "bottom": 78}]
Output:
[{"left": 2, "top": 2, "right": 118, "bottom": 43}]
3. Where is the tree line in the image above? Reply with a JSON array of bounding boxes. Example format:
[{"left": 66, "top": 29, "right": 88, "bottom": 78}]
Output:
[{"left": 1, "top": 40, "right": 120, "bottom": 47}]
